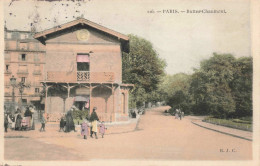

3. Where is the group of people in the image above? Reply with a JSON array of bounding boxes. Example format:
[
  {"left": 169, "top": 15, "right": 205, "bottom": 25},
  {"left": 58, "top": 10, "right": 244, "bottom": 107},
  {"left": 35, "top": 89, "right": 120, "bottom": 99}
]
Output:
[
  {"left": 58, "top": 107, "right": 107, "bottom": 140},
  {"left": 81, "top": 107, "right": 106, "bottom": 140},
  {"left": 175, "top": 109, "right": 184, "bottom": 120},
  {"left": 4, "top": 106, "right": 36, "bottom": 132}
]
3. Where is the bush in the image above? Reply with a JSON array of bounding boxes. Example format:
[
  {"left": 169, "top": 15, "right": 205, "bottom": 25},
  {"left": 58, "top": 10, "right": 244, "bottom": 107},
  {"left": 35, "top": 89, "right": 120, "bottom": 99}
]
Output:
[{"left": 72, "top": 109, "right": 88, "bottom": 120}]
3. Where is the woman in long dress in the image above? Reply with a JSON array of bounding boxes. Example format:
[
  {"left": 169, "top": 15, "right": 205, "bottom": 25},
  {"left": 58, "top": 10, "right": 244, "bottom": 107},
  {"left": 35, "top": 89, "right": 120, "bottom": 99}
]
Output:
[{"left": 90, "top": 107, "right": 99, "bottom": 139}]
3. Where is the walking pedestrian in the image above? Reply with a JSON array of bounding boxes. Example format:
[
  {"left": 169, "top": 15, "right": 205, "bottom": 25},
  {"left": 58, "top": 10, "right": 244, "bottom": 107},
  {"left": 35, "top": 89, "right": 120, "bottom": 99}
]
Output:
[
  {"left": 81, "top": 119, "right": 89, "bottom": 140},
  {"left": 99, "top": 121, "right": 106, "bottom": 138},
  {"left": 40, "top": 115, "right": 46, "bottom": 132},
  {"left": 90, "top": 107, "right": 99, "bottom": 139}
]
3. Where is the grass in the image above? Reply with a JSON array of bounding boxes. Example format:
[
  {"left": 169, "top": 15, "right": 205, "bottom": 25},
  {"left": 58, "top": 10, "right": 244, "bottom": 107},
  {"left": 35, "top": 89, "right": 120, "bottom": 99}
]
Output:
[{"left": 203, "top": 117, "right": 252, "bottom": 132}]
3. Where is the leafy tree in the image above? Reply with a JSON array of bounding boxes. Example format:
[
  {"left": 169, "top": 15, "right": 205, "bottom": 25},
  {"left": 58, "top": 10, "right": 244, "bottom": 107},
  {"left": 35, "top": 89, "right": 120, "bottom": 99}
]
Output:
[
  {"left": 230, "top": 57, "right": 252, "bottom": 117},
  {"left": 122, "top": 34, "right": 166, "bottom": 108}
]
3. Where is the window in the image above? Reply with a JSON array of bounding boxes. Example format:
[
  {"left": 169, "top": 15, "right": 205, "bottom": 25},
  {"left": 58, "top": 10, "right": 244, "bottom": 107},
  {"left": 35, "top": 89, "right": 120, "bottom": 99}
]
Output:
[
  {"left": 35, "top": 88, "right": 40, "bottom": 93},
  {"left": 6, "top": 65, "right": 9, "bottom": 71},
  {"left": 77, "top": 53, "right": 90, "bottom": 71},
  {"left": 21, "top": 54, "right": 26, "bottom": 61},
  {"left": 21, "top": 34, "right": 25, "bottom": 39},
  {"left": 34, "top": 54, "right": 40, "bottom": 61},
  {"left": 21, "top": 77, "right": 26, "bottom": 83}
]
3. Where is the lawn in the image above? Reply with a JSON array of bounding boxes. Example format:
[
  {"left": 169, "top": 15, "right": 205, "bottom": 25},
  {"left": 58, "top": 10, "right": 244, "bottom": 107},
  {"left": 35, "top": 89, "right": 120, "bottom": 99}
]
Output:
[{"left": 203, "top": 117, "right": 252, "bottom": 132}]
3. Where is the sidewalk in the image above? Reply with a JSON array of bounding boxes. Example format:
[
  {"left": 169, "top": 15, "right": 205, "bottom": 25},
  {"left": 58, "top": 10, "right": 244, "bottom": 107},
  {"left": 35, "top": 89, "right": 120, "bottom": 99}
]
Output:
[
  {"left": 4, "top": 117, "right": 139, "bottom": 139},
  {"left": 190, "top": 118, "right": 252, "bottom": 141}
]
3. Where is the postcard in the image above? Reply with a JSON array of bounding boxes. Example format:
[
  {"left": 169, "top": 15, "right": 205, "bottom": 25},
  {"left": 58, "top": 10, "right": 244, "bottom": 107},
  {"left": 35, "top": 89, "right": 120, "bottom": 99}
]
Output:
[{"left": 1, "top": 0, "right": 259, "bottom": 166}]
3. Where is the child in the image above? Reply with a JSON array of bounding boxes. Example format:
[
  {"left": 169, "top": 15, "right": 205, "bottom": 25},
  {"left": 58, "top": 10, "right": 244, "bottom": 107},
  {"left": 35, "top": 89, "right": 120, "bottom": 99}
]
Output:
[
  {"left": 59, "top": 117, "right": 65, "bottom": 132},
  {"left": 81, "top": 120, "right": 89, "bottom": 139},
  {"left": 99, "top": 121, "right": 107, "bottom": 138}
]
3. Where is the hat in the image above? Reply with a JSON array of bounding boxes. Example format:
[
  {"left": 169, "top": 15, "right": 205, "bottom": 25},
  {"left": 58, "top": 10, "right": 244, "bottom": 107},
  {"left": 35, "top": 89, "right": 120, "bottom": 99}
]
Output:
[{"left": 93, "top": 107, "right": 97, "bottom": 110}]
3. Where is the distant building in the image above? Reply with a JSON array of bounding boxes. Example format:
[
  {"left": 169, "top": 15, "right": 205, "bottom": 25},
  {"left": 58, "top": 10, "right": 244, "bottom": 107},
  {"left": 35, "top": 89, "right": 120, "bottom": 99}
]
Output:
[
  {"left": 4, "top": 28, "right": 46, "bottom": 113},
  {"left": 4, "top": 18, "right": 133, "bottom": 122}
]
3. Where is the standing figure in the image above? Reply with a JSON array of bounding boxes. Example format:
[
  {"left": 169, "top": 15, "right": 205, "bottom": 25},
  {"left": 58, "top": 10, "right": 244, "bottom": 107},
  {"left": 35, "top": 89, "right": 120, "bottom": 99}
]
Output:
[
  {"left": 179, "top": 110, "right": 182, "bottom": 120},
  {"left": 40, "top": 115, "right": 46, "bottom": 132},
  {"left": 15, "top": 111, "right": 22, "bottom": 131},
  {"left": 4, "top": 114, "right": 8, "bottom": 132},
  {"left": 81, "top": 120, "right": 89, "bottom": 139},
  {"left": 65, "top": 109, "right": 76, "bottom": 132},
  {"left": 24, "top": 107, "right": 32, "bottom": 129},
  {"left": 99, "top": 121, "right": 106, "bottom": 138},
  {"left": 59, "top": 117, "right": 66, "bottom": 132},
  {"left": 29, "top": 106, "right": 35, "bottom": 130},
  {"left": 175, "top": 109, "right": 179, "bottom": 119},
  {"left": 90, "top": 107, "right": 99, "bottom": 139}
]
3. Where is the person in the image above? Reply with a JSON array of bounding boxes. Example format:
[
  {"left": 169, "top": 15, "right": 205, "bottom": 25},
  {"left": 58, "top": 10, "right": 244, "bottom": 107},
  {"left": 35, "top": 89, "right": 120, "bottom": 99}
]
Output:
[
  {"left": 81, "top": 119, "right": 89, "bottom": 139},
  {"left": 65, "top": 109, "right": 76, "bottom": 132},
  {"left": 99, "top": 121, "right": 106, "bottom": 138},
  {"left": 15, "top": 111, "right": 22, "bottom": 131},
  {"left": 179, "top": 110, "right": 182, "bottom": 120},
  {"left": 90, "top": 107, "right": 99, "bottom": 139},
  {"left": 24, "top": 107, "right": 32, "bottom": 129},
  {"left": 40, "top": 115, "right": 46, "bottom": 132},
  {"left": 59, "top": 117, "right": 66, "bottom": 132},
  {"left": 29, "top": 106, "right": 35, "bottom": 130},
  {"left": 4, "top": 114, "right": 8, "bottom": 133},
  {"left": 175, "top": 109, "right": 179, "bottom": 119},
  {"left": 181, "top": 111, "right": 184, "bottom": 119},
  {"left": 8, "top": 114, "right": 15, "bottom": 130}
]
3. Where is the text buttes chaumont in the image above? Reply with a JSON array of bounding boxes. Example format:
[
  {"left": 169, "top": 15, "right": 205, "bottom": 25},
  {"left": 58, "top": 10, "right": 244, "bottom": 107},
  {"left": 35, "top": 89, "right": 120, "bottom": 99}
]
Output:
[{"left": 186, "top": 9, "right": 227, "bottom": 13}]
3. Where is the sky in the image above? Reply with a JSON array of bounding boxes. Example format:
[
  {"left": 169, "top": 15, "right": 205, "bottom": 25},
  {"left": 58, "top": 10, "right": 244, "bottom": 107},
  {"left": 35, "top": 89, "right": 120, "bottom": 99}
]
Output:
[{"left": 4, "top": 0, "right": 251, "bottom": 75}]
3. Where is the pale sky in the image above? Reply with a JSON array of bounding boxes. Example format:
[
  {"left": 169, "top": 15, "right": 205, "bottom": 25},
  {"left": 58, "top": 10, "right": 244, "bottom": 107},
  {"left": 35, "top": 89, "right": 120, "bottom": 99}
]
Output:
[{"left": 4, "top": 0, "right": 251, "bottom": 75}]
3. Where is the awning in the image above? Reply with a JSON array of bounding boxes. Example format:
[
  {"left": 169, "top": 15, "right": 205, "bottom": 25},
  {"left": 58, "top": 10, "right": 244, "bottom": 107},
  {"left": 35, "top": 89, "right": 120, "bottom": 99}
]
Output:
[
  {"left": 75, "top": 96, "right": 89, "bottom": 101},
  {"left": 77, "top": 54, "right": 90, "bottom": 62}
]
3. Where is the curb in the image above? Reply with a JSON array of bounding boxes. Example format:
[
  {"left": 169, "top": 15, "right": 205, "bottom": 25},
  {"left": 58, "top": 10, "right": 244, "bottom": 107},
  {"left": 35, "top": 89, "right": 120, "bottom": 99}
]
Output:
[{"left": 191, "top": 121, "right": 252, "bottom": 141}]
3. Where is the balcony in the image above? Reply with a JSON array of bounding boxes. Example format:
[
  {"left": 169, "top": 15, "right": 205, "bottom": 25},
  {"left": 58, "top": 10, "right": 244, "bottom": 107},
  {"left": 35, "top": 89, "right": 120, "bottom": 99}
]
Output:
[
  {"left": 46, "top": 71, "right": 115, "bottom": 83},
  {"left": 33, "top": 70, "right": 42, "bottom": 75},
  {"left": 17, "top": 70, "right": 29, "bottom": 75}
]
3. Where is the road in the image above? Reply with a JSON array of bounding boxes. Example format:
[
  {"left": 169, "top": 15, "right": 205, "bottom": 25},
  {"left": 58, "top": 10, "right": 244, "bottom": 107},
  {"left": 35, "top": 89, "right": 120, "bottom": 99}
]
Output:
[{"left": 5, "top": 107, "right": 252, "bottom": 160}]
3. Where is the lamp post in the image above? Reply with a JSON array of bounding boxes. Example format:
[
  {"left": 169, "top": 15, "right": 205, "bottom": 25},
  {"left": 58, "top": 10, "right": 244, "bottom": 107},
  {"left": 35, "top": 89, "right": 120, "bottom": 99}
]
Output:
[
  {"left": 18, "top": 81, "right": 31, "bottom": 106},
  {"left": 10, "top": 75, "right": 16, "bottom": 103}
]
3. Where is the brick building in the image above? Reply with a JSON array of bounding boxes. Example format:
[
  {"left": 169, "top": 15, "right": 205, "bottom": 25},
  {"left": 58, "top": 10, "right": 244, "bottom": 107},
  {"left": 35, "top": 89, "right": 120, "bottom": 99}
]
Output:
[{"left": 4, "top": 18, "right": 133, "bottom": 122}]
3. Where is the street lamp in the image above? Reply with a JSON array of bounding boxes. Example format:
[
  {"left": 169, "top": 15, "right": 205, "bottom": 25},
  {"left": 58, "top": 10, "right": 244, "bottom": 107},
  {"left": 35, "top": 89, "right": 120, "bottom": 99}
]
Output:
[
  {"left": 10, "top": 75, "right": 17, "bottom": 114},
  {"left": 18, "top": 81, "right": 31, "bottom": 106},
  {"left": 10, "top": 75, "right": 16, "bottom": 102}
]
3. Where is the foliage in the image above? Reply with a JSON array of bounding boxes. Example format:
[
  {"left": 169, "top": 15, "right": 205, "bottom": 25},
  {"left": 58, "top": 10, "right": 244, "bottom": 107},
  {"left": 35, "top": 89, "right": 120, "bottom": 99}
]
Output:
[
  {"left": 160, "top": 53, "right": 252, "bottom": 118},
  {"left": 72, "top": 109, "right": 88, "bottom": 121},
  {"left": 122, "top": 34, "right": 166, "bottom": 108}
]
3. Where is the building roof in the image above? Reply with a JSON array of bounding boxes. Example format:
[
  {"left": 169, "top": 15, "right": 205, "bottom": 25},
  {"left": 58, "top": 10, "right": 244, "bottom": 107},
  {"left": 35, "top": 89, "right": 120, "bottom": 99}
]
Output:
[{"left": 34, "top": 18, "right": 129, "bottom": 52}]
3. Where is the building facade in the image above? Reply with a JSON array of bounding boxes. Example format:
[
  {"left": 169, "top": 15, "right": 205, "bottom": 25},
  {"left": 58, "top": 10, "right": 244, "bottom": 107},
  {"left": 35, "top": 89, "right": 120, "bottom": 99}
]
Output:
[
  {"left": 4, "top": 18, "right": 133, "bottom": 122},
  {"left": 4, "top": 29, "right": 46, "bottom": 114}
]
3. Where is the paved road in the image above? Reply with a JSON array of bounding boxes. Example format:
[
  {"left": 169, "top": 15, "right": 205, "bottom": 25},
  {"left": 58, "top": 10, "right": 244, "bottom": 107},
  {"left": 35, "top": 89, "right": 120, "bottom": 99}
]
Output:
[{"left": 5, "top": 107, "right": 252, "bottom": 160}]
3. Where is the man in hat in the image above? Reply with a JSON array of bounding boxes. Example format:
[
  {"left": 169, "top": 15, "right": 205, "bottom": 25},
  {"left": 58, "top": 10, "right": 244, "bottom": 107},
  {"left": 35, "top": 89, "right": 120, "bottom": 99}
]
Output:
[{"left": 90, "top": 107, "right": 99, "bottom": 139}]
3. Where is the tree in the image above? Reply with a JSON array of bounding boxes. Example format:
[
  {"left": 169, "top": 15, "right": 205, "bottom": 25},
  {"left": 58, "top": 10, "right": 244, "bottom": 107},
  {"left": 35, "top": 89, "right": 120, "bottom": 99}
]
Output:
[
  {"left": 193, "top": 53, "right": 236, "bottom": 118},
  {"left": 122, "top": 34, "right": 166, "bottom": 108},
  {"left": 230, "top": 57, "right": 252, "bottom": 117},
  {"left": 159, "top": 73, "right": 192, "bottom": 114}
]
